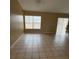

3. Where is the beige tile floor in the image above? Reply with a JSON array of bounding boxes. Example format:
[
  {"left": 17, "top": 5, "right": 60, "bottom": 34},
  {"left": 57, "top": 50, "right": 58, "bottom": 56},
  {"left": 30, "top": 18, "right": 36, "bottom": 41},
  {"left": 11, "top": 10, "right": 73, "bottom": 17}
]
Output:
[{"left": 11, "top": 34, "right": 69, "bottom": 59}]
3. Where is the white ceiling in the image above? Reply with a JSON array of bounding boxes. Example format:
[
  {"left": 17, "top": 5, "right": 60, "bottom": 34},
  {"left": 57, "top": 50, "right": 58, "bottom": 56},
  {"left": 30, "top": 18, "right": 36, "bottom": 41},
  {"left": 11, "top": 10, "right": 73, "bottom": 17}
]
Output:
[{"left": 18, "top": 0, "right": 69, "bottom": 13}]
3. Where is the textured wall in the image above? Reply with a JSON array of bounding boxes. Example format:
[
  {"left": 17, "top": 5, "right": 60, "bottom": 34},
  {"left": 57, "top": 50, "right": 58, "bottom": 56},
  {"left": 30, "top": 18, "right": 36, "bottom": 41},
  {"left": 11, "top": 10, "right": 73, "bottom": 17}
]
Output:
[
  {"left": 10, "top": 0, "right": 24, "bottom": 46},
  {"left": 24, "top": 11, "right": 69, "bottom": 33}
]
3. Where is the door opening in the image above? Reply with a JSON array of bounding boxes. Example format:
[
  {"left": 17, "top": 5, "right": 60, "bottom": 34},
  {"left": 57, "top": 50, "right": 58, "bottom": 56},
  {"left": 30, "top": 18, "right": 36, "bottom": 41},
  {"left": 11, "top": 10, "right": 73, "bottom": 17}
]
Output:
[{"left": 56, "top": 18, "right": 68, "bottom": 35}]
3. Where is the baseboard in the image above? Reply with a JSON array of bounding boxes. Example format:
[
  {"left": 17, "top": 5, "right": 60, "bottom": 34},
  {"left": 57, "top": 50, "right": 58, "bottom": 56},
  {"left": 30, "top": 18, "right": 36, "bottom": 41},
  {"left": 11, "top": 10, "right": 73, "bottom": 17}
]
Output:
[
  {"left": 10, "top": 34, "right": 24, "bottom": 49},
  {"left": 41, "top": 32, "right": 56, "bottom": 34},
  {"left": 24, "top": 32, "right": 56, "bottom": 34}
]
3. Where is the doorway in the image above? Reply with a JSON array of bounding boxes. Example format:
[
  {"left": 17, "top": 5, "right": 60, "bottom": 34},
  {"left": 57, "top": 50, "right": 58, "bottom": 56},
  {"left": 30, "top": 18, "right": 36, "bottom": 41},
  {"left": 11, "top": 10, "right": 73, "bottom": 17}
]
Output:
[{"left": 56, "top": 18, "right": 69, "bottom": 35}]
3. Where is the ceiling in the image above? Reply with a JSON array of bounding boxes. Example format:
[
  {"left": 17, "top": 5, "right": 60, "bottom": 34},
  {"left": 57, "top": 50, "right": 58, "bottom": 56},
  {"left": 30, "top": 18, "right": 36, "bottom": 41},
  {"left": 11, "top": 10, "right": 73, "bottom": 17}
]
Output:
[{"left": 18, "top": 0, "right": 69, "bottom": 13}]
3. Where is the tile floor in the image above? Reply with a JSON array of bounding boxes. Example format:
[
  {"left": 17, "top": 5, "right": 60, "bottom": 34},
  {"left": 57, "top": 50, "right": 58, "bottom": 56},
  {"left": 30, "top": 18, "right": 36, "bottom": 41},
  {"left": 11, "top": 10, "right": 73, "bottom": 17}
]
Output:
[{"left": 11, "top": 34, "right": 69, "bottom": 59}]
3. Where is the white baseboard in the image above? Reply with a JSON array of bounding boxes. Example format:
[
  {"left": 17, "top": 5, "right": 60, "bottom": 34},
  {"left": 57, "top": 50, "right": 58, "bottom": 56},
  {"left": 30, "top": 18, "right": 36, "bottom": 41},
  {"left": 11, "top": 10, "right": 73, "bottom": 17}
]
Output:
[{"left": 10, "top": 34, "right": 24, "bottom": 49}]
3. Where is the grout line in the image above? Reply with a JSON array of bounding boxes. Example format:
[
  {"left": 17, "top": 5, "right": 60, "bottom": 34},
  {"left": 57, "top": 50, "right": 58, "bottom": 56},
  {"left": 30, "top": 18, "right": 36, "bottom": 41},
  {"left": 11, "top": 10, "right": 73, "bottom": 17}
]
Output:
[{"left": 10, "top": 34, "right": 24, "bottom": 49}]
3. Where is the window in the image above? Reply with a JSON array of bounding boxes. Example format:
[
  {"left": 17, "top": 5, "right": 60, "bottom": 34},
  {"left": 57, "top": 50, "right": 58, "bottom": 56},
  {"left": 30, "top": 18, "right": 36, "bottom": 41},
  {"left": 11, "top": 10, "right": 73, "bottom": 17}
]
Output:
[{"left": 25, "top": 16, "right": 41, "bottom": 29}]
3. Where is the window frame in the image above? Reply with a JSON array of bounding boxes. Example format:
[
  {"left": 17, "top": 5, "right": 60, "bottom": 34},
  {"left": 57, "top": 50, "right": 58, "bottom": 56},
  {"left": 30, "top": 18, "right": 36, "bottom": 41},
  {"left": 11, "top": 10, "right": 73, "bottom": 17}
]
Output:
[{"left": 25, "top": 15, "right": 41, "bottom": 29}]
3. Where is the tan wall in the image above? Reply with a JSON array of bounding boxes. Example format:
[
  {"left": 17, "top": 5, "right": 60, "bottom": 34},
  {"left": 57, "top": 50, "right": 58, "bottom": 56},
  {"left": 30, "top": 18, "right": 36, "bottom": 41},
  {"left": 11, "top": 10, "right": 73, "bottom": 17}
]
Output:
[
  {"left": 24, "top": 11, "right": 69, "bottom": 33},
  {"left": 10, "top": 0, "right": 24, "bottom": 46}
]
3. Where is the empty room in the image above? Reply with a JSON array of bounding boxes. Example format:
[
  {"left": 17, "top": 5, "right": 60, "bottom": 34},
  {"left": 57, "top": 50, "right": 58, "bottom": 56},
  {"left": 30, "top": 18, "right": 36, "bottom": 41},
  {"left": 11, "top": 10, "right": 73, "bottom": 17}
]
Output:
[{"left": 10, "top": 0, "right": 69, "bottom": 59}]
